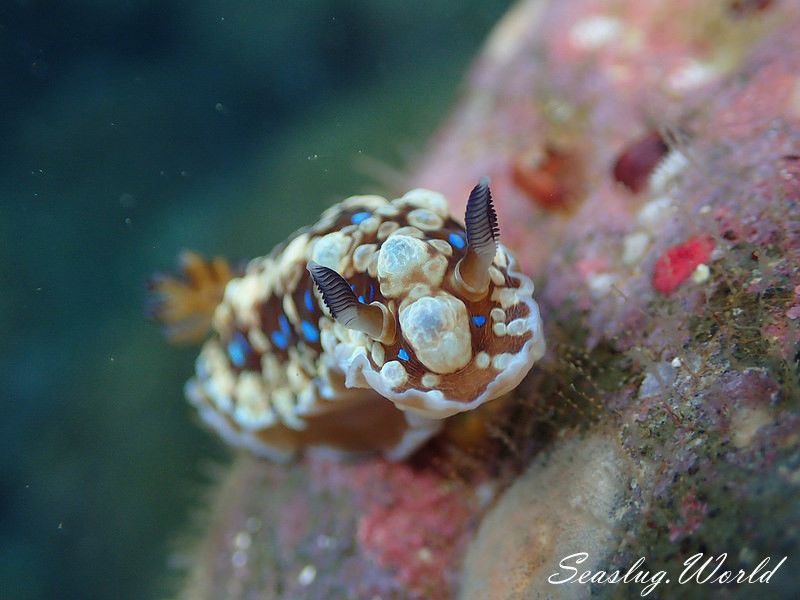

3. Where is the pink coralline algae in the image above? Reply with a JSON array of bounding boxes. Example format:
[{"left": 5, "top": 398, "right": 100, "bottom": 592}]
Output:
[
  {"left": 354, "top": 463, "right": 472, "bottom": 597},
  {"left": 652, "top": 236, "right": 715, "bottom": 295}
]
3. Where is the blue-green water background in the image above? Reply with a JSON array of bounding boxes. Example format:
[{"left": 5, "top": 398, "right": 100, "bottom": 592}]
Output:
[{"left": 1, "top": 2, "right": 510, "bottom": 598}]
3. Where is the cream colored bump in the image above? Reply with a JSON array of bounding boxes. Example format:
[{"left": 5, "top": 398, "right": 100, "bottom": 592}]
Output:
[
  {"left": 286, "top": 361, "right": 311, "bottom": 394},
  {"left": 261, "top": 354, "right": 282, "bottom": 383},
  {"left": 259, "top": 258, "right": 279, "bottom": 296},
  {"left": 212, "top": 303, "right": 234, "bottom": 332},
  {"left": 282, "top": 294, "right": 299, "bottom": 325},
  {"left": 377, "top": 220, "right": 400, "bottom": 240},
  {"left": 378, "top": 234, "right": 445, "bottom": 298},
  {"left": 353, "top": 243, "right": 378, "bottom": 273},
  {"left": 311, "top": 231, "right": 353, "bottom": 272},
  {"left": 319, "top": 204, "right": 342, "bottom": 222},
  {"left": 506, "top": 318, "right": 528, "bottom": 336},
  {"left": 313, "top": 217, "right": 333, "bottom": 233},
  {"left": 332, "top": 320, "right": 350, "bottom": 341},
  {"left": 492, "top": 353, "right": 514, "bottom": 370},
  {"left": 359, "top": 216, "right": 381, "bottom": 235},
  {"left": 371, "top": 342, "right": 386, "bottom": 367},
  {"left": 248, "top": 328, "right": 271, "bottom": 353},
  {"left": 493, "top": 322, "right": 507, "bottom": 336},
  {"left": 202, "top": 344, "right": 235, "bottom": 411},
  {"left": 399, "top": 293, "right": 472, "bottom": 374},
  {"left": 490, "top": 307, "right": 506, "bottom": 322},
  {"left": 206, "top": 378, "right": 234, "bottom": 414},
  {"left": 233, "top": 372, "right": 275, "bottom": 429},
  {"left": 225, "top": 275, "right": 267, "bottom": 327},
  {"left": 367, "top": 252, "right": 380, "bottom": 277},
  {"left": 489, "top": 266, "right": 505, "bottom": 286},
  {"left": 340, "top": 224, "right": 358, "bottom": 236},
  {"left": 493, "top": 247, "right": 509, "bottom": 269},
  {"left": 294, "top": 385, "right": 320, "bottom": 417},
  {"left": 428, "top": 238, "right": 453, "bottom": 256},
  {"left": 392, "top": 226, "right": 425, "bottom": 239},
  {"left": 291, "top": 345, "right": 316, "bottom": 378},
  {"left": 380, "top": 360, "right": 408, "bottom": 389},
  {"left": 375, "top": 204, "right": 400, "bottom": 217},
  {"left": 404, "top": 283, "right": 432, "bottom": 306},
  {"left": 341, "top": 194, "right": 388, "bottom": 211},
  {"left": 421, "top": 254, "right": 448, "bottom": 288},
  {"left": 272, "top": 388, "right": 306, "bottom": 430},
  {"left": 421, "top": 373, "right": 440, "bottom": 388},
  {"left": 319, "top": 328, "right": 338, "bottom": 355},
  {"left": 475, "top": 351, "right": 490, "bottom": 369},
  {"left": 204, "top": 341, "right": 234, "bottom": 381},
  {"left": 491, "top": 287, "right": 521, "bottom": 309},
  {"left": 400, "top": 188, "right": 449, "bottom": 217},
  {"left": 407, "top": 208, "right": 444, "bottom": 231},
  {"left": 277, "top": 233, "right": 310, "bottom": 273}
]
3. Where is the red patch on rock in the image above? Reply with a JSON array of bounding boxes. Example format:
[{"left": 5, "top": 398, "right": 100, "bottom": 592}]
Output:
[
  {"left": 511, "top": 145, "right": 584, "bottom": 211},
  {"left": 729, "top": 0, "right": 774, "bottom": 17},
  {"left": 669, "top": 490, "right": 707, "bottom": 542},
  {"left": 652, "top": 236, "right": 715, "bottom": 294},
  {"left": 612, "top": 130, "right": 669, "bottom": 193}
]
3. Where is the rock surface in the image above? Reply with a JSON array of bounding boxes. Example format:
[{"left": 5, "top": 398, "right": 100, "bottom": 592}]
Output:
[{"left": 178, "top": 0, "right": 800, "bottom": 598}]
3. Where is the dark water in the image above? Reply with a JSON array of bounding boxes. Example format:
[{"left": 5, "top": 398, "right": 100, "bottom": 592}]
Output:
[{"left": 1, "top": 2, "right": 510, "bottom": 598}]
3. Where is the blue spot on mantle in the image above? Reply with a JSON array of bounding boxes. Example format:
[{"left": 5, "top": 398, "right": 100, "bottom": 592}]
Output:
[
  {"left": 471, "top": 315, "right": 486, "bottom": 327},
  {"left": 448, "top": 232, "right": 466, "bottom": 249},
  {"left": 278, "top": 314, "right": 291, "bottom": 335},
  {"left": 304, "top": 289, "right": 314, "bottom": 312},
  {"left": 271, "top": 331, "right": 289, "bottom": 350},
  {"left": 351, "top": 211, "right": 371, "bottom": 224},
  {"left": 397, "top": 347, "right": 410, "bottom": 361},
  {"left": 301, "top": 320, "right": 320, "bottom": 343},
  {"left": 227, "top": 332, "right": 251, "bottom": 367}
]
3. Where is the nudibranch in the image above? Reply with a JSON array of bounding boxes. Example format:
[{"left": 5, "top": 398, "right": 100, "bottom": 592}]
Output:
[{"left": 151, "top": 179, "right": 545, "bottom": 461}]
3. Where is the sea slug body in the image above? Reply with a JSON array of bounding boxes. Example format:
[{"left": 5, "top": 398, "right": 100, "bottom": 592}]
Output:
[{"left": 151, "top": 179, "right": 546, "bottom": 461}]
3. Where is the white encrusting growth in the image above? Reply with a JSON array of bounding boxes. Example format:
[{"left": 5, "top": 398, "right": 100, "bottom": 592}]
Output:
[
  {"left": 569, "top": 15, "right": 622, "bottom": 50},
  {"left": 399, "top": 293, "right": 472, "bottom": 374}
]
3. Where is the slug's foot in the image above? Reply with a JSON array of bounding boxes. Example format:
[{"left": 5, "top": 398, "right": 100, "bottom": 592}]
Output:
[{"left": 147, "top": 250, "right": 234, "bottom": 344}]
